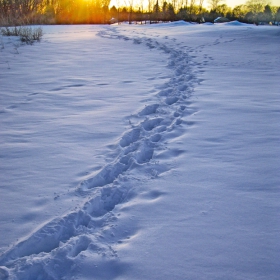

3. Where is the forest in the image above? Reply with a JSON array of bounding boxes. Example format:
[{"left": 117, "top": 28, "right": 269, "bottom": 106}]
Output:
[{"left": 0, "top": 0, "right": 280, "bottom": 27}]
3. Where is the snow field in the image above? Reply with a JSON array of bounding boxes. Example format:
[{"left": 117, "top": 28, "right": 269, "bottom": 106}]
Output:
[
  {"left": 0, "top": 24, "right": 170, "bottom": 250},
  {"left": 0, "top": 23, "right": 198, "bottom": 279},
  {"left": 114, "top": 22, "right": 280, "bottom": 280},
  {"left": 0, "top": 22, "right": 280, "bottom": 279}
]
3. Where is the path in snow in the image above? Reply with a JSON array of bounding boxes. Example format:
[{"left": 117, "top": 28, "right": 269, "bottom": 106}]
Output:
[
  {"left": 0, "top": 25, "right": 199, "bottom": 279},
  {"left": 0, "top": 24, "right": 169, "bottom": 249},
  {"left": 1, "top": 23, "right": 279, "bottom": 280},
  {"left": 114, "top": 23, "right": 280, "bottom": 280}
]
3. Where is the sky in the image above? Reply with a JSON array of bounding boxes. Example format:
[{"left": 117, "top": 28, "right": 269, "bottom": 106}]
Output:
[
  {"left": 226, "top": 0, "right": 246, "bottom": 7},
  {"left": 226, "top": 0, "right": 280, "bottom": 8}
]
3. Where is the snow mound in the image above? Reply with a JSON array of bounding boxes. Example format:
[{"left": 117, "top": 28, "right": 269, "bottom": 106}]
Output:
[
  {"left": 156, "top": 20, "right": 196, "bottom": 27},
  {"left": 224, "top": 20, "right": 249, "bottom": 26}
]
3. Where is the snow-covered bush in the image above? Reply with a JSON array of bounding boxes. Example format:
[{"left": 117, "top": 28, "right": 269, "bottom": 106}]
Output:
[{"left": 0, "top": 26, "right": 43, "bottom": 44}]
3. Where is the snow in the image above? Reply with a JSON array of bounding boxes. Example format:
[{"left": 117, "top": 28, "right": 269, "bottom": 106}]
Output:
[
  {"left": 223, "top": 20, "right": 249, "bottom": 26},
  {"left": 0, "top": 23, "right": 280, "bottom": 280}
]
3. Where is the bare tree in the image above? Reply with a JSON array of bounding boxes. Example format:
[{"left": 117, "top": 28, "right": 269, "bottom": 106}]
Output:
[
  {"left": 101, "top": 0, "right": 111, "bottom": 22},
  {"left": 114, "top": 0, "right": 121, "bottom": 22},
  {"left": 147, "top": 0, "right": 156, "bottom": 23},
  {"left": 232, "top": 4, "right": 248, "bottom": 19},
  {"left": 198, "top": 0, "right": 204, "bottom": 13},
  {"left": 172, "top": 0, "right": 179, "bottom": 12},
  {"left": 208, "top": 0, "right": 223, "bottom": 11},
  {"left": 189, "top": 0, "right": 196, "bottom": 18},
  {"left": 125, "top": 0, "right": 133, "bottom": 23},
  {"left": 215, "top": 3, "right": 230, "bottom": 16},
  {"left": 246, "top": 0, "right": 270, "bottom": 13}
]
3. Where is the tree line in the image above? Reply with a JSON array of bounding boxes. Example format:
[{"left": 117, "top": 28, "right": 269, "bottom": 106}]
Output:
[{"left": 0, "top": 0, "right": 279, "bottom": 25}]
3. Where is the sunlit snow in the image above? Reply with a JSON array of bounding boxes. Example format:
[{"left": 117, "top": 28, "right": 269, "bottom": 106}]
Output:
[{"left": 0, "top": 22, "right": 279, "bottom": 280}]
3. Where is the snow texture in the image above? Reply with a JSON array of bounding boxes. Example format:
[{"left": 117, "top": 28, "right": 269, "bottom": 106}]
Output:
[{"left": 0, "top": 22, "right": 280, "bottom": 280}]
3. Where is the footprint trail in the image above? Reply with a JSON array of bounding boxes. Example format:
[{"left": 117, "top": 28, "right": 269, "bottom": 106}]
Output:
[{"left": 0, "top": 25, "right": 199, "bottom": 279}]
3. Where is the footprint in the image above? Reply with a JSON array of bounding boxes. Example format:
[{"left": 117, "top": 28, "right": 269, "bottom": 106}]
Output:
[
  {"left": 150, "top": 134, "right": 161, "bottom": 143},
  {"left": 82, "top": 161, "right": 129, "bottom": 189},
  {"left": 178, "top": 84, "right": 188, "bottom": 91},
  {"left": 135, "top": 143, "right": 154, "bottom": 164},
  {"left": 138, "top": 104, "right": 159, "bottom": 116},
  {"left": 142, "top": 117, "right": 163, "bottom": 131},
  {"left": 68, "top": 235, "right": 91, "bottom": 258},
  {"left": 133, "top": 38, "right": 142, "bottom": 44},
  {"left": 120, "top": 128, "right": 141, "bottom": 147},
  {"left": 158, "top": 88, "right": 172, "bottom": 96},
  {"left": 165, "top": 96, "right": 178, "bottom": 105},
  {"left": 175, "top": 118, "right": 182, "bottom": 125}
]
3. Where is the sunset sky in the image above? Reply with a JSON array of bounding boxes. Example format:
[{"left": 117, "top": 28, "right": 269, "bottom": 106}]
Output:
[{"left": 226, "top": 0, "right": 280, "bottom": 7}]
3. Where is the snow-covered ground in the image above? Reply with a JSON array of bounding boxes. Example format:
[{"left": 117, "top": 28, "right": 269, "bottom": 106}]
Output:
[{"left": 0, "top": 22, "right": 279, "bottom": 280}]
